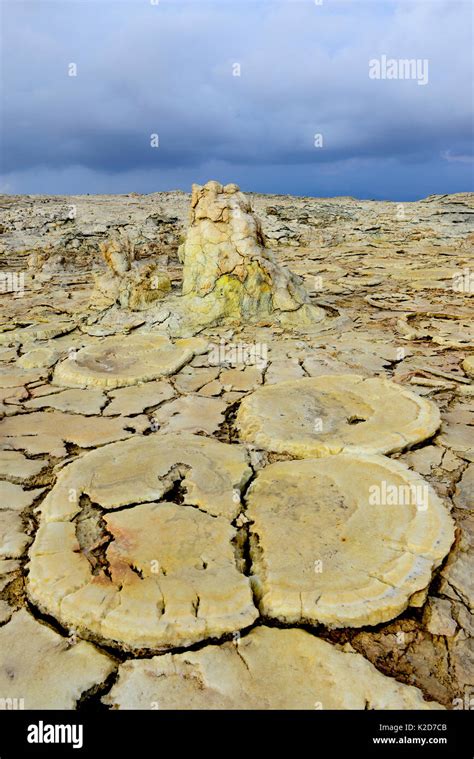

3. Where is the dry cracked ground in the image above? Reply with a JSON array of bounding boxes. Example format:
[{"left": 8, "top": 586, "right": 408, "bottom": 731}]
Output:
[{"left": 0, "top": 186, "right": 472, "bottom": 710}]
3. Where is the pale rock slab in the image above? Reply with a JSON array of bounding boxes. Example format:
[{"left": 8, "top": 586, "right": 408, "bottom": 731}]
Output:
[
  {"left": 0, "top": 559, "right": 20, "bottom": 593},
  {"left": 0, "top": 451, "right": 47, "bottom": 483},
  {"left": 437, "top": 402, "right": 474, "bottom": 461},
  {"left": 53, "top": 334, "right": 200, "bottom": 389},
  {"left": 27, "top": 434, "right": 257, "bottom": 650},
  {"left": 220, "top": 366, "right": 262, "bottom": 392},
  {"left": 25, "top": 388, "right": 107, "bottom": 415},
  {"left": 401, "top": 446, "right": 444, "bottom": 476},
  {"left": 35, "top": 432, "right": 252, "bottom": 523},
  {"left": 103, "top": 626, "right": 443, "bottom": 710},
  {"left": 0, "top": 511, "right": 31, "bottom": 558},
  {"left": 440, "top": 449, "right": 463, "bottom": 472},
  {"left": 0, "top": 481, "right": 45, "bottom": 511},
  {"left": 0, "top": 348, "right": 18, "bottom": 362},
  {"left": 104, "top": 380, "right": 175, "bottom": 416},
  {"left": 17, "top": 347, "right": 60, "bottom": 369},
  {"left": 398, "top": 314, "right": 473, "bottom": 349},
  {"left": 439, "top": 515, "right": 474, "bottom": 610},
  {"left": 173, "top": 366, "right": 220, "bottom": 394},
  {"left": 246, "top": 455, "right": 454, "bottom": 627},
  {"left": 151, "top": 395, "right": 226, "bottom": 435},
  {"left": 423, "top": 598, "right": 457, "bottom": 637},
  {"left": 0, "top": 600, "right": 13, "bottom": 624},
  {"left": 0, "top": 320, "right": 76, "bottom": 347},
  {"left": 0, "top": 610, "right": 115, "bottom": 709},
  {"left": 0, "top": 368, "right": 46, "bottom": 388},
  {"left": 264, "top": 358, "right": 306, "bottom": 384},
  {"left": 29, "top": 383, "right": 65, "bottom": 398},
  {"left": 303, "top": 354, "right": 361, "bottom": 377},
  {"left": 198, "top": 379, "right": 223, "bottom": 397},
  {"left": 453, "top": 465, "right": 473, "bottom": 511},
  {"left": 236, "top": 375, "right": 440, "bottom": 457},
  {"left": 0, "top": 386, "right": 28, "bottom": 414},
  {"left": 0, "top": 410, "right": 147, "bottom": 457}
]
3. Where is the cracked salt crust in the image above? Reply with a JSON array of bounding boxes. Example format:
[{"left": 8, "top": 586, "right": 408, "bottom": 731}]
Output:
[
  {"left": 246, "top": 455, "right": 455, "bottom": 627},
  {"left": 0, "top": 481, "right": 45, "bottom": 511},
  {"left": 24, "top": 387, "right": 107, "bottom": 415},
  {"left": 236, "top": 375, "right": 441, "bottom": 457},
  {"left": 1, "top": 188, "right": 472, "bottom": 707},
  {"left": 53, "top": 334, "right": 207, "bottom": 389},
  {"left": 151, "top": 394, "right": 227, "bottom": 434},
  {"left": 0, "top": 409, "right": 149, "bottom": 457},
  {"left": 0, "top": 609, "right": 115, "bottom": 709},
  {"left": 27, "top": 433, "right": 257, "bottom": 650},
  {"left": 0, "top": 511, "right": 32, "bottom": 558},
  {"left": 103, "top": 380, "right": 175, "bottom": 416},
  {"left": 103, "top": 626, "right": 444, "bottom": 710},
  {"left": 0, "top": 451, "right": 47, "bottom": 482}
]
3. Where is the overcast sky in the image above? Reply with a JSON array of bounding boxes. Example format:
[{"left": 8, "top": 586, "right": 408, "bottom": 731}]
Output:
[{"left": 1, "top": 0, "right": 473, "bottom": 199}]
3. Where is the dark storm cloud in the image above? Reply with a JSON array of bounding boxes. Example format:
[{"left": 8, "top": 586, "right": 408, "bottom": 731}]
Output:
[{"left": 1, "top": 0, "right": 473, "bottom": 198}]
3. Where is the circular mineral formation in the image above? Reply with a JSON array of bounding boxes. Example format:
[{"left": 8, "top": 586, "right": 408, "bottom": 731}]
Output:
[
  {"left": 236, "top": 375, "right": 440, "bottom": 457},
  {"left": 246, "top": 455, "right": 455, "bottom": 628},
  {"left": 27, "top": 433, "right": 258, "bottom": 651},
  {"left": 53, "top": 334, "right": 204, "bottom": 389}
]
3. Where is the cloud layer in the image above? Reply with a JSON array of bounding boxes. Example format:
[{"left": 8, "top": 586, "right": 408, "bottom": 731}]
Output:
[{"left": 1, "top": 0, "right": 473, "bottom": 198}]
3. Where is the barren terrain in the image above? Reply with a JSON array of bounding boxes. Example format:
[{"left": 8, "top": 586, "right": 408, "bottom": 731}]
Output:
[{"left": 0, "top": 187, "right": 472, "bottom": 710}]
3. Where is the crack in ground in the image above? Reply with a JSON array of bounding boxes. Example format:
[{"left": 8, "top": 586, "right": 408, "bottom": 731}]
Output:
[{"left": 74, "top": 496, "right": 114, "bottom": 580}]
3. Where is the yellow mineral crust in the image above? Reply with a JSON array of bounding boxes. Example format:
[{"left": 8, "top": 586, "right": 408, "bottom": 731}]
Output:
[
  {"left": 246, "top": 455, "right": 455, "bottom": 628},
  {"left": 0, "top": 609, "right": 115, "bottom": 709},
  {"left": 462, "top": 355, "right": 474, "bottom": 378},
  {"left": 53, "top": 333, "right": 205, "bottom": 389},
  {"left": 103, "top": 626, "right": 444, "bottom": 709},
  {"left": 236, "top": 375, "right": 441, "bottom": 457},
  {"left": 27, "top": 433, "right": 258, "bottom": 650},
  {"left": 180, "top": 181, "right": 327, "bottom": 326}
]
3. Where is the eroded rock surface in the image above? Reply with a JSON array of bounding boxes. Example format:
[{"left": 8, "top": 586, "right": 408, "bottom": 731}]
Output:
[
  {"left": 247, "top": 455, "right": 454, "bottom": 627},
  {"left": 0, "top": 188, "right": 472, "bottom": 709},
  {"left": 27, "top": 433, "right": 257, "bottom": 650},
  {"left": 103, "top": 626, "right": 443, "bottom": 710},
  {"left": 237, "top": 375, "right": 441, "bottom": 457},
  {"left": 179, "top": 181, "right": 327, "bottom": 328},
  {"left": 0, "top": 610, "right": 115, "bottom": 709},
  {"left": 53, "top": 334, "right": 205, "bottom": 389},
  {"left": 91, "top": 234, "right": 171, "bottom": 311}
]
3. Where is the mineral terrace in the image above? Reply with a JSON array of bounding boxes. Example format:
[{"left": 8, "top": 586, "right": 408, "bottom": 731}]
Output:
[{"left": 0, "top": 182, "right": 472, "bottom": 710}]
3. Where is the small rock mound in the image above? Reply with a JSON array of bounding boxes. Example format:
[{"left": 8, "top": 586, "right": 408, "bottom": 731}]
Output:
[{"left": 91, "top": 233, "right": 171, "bottom": 311}]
